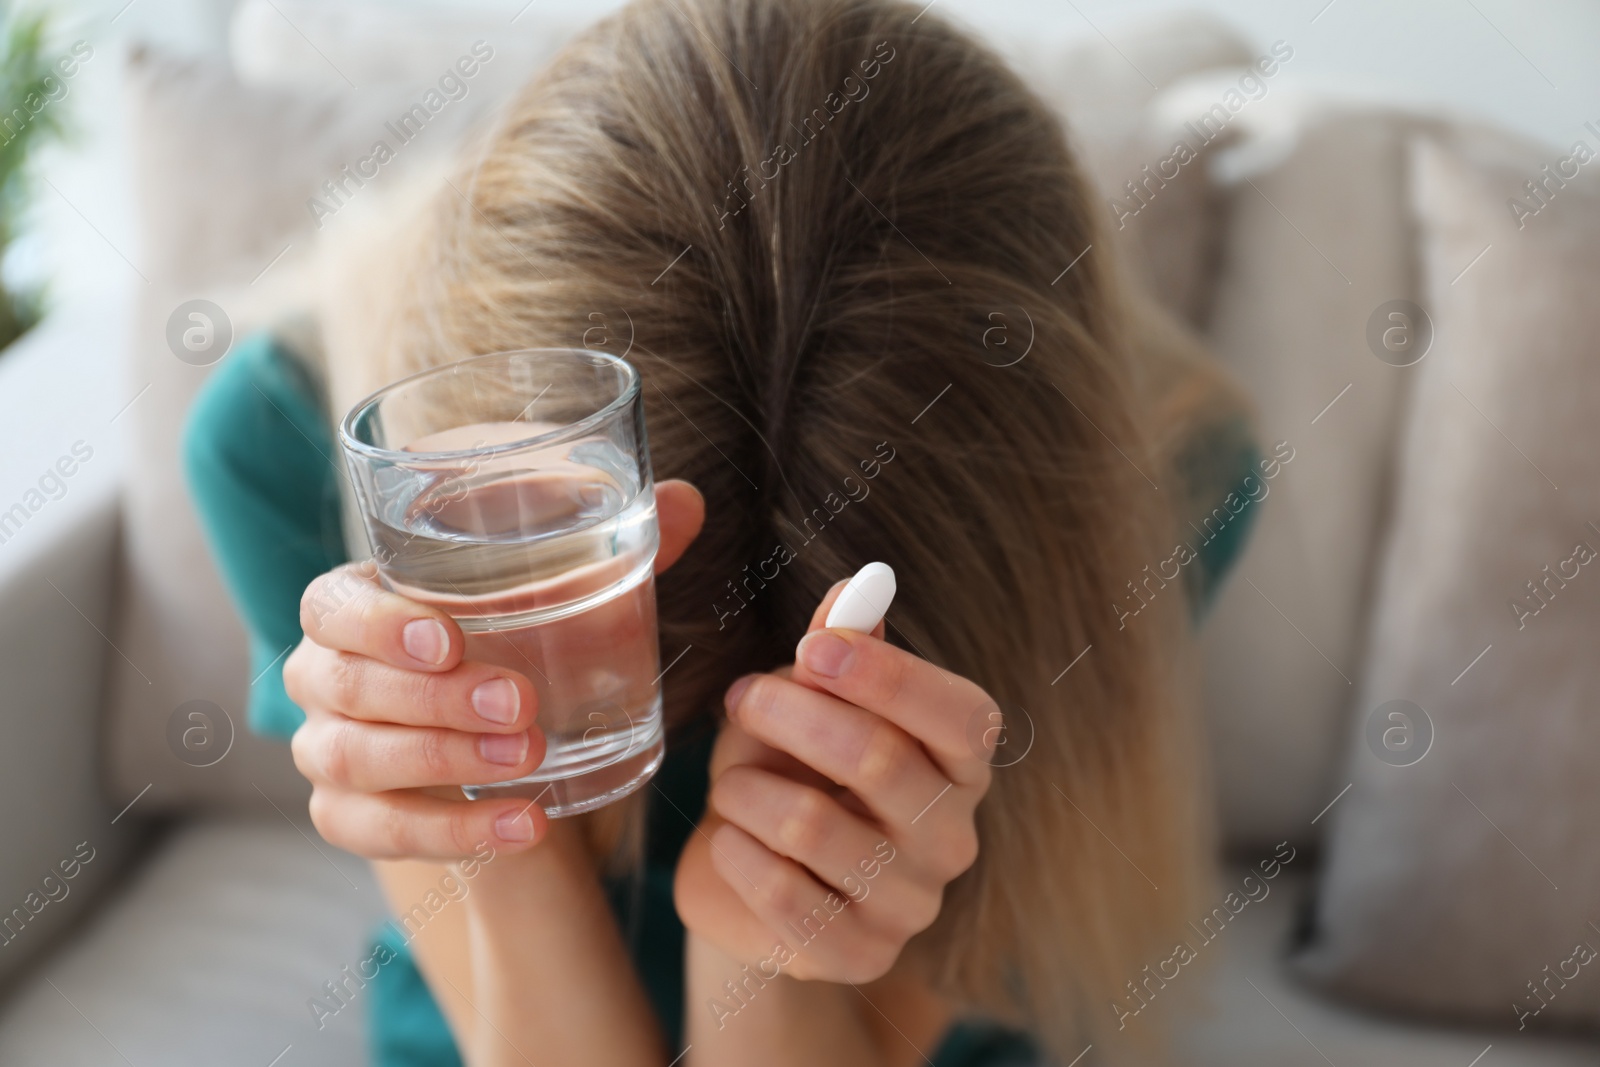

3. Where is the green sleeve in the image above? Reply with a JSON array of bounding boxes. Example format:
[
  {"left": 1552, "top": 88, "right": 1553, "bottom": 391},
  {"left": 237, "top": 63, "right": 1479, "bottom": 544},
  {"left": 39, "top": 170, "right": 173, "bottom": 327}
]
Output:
[
  {"left": 367, "top": 927, "right": 464, "bottom": 1067},
  {"left": 1173, "top": 415, "right": 1262, "bottom": 618},
  {"left": 931, "top": 1020, "right": 1043, "bottom": 1065},
  {"left": 182, "top": 331, "right": 349, "bottom": 740}
]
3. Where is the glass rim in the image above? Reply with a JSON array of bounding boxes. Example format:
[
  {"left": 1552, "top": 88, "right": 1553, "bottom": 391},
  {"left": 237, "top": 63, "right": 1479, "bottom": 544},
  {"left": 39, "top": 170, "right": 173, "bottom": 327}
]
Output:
[{"left": 339, "top": 347, "right": 641, "bottom": 464}]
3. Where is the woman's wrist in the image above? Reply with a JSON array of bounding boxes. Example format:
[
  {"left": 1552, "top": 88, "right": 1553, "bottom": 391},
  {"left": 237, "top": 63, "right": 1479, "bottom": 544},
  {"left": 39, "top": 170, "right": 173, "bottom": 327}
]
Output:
[
  {"left": 458, "top": 815, "right": 667, "bottom": 1067},
  {"left": 462, "top": 813, "right": 600, "bottom": 907},
  {"left": 685, "top": 932, "right": 878, "bottom": 1065},
  {"left": 684, "top": 932, "right": 955, "bottom": 1067}
]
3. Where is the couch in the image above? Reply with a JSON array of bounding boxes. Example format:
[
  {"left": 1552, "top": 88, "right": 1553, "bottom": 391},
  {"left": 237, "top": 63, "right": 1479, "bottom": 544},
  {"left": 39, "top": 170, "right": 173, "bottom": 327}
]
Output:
[{"left": 0, "top": 3, "right": 1595, "bottom": 1063}]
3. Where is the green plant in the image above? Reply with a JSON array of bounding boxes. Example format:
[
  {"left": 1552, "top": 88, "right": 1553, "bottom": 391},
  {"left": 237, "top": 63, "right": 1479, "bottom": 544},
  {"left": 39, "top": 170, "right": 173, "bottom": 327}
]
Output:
[{"left": 0, "top": 8, "right": 68, "bottom": 350}]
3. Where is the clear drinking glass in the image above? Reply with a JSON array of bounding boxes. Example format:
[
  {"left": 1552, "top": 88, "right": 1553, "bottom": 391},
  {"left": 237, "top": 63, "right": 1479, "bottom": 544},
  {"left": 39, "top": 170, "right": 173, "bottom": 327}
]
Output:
[{"left": 339, "top": 348, "right": 663, "bottom": 818}]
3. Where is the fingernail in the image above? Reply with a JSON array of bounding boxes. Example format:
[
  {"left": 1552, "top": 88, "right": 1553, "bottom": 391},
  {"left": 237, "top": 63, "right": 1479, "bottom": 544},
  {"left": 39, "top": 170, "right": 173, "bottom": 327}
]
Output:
[
  {"left": 471, "top": 678, "right": 519, "bottom": 724},
  {"left": 724, "top": 674, "right": 756, "bottom": 718},
  {"left": 798, "top": 631, "right": 853, "bottom": 678},
  {"left": 479, "top": 732, "right": 530, "bottom": 766},
  {"left": 494, "top": 808, "right": 537, "bottom": 843},
  {"left": 403, "top": 618, "right": 448, "bottom": 665}
]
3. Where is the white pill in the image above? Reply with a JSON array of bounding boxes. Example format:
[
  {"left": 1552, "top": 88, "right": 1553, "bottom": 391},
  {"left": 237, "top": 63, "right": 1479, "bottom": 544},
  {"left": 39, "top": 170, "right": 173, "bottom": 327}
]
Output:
[{"left": 825, "top": 562, "right": 897, "bottom": 633}]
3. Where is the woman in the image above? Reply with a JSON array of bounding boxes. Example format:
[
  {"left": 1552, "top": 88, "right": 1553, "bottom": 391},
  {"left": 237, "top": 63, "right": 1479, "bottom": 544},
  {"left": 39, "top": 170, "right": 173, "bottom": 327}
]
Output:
[{"left": 186, "top": 0, "right": 1260, "bottom": 1062}]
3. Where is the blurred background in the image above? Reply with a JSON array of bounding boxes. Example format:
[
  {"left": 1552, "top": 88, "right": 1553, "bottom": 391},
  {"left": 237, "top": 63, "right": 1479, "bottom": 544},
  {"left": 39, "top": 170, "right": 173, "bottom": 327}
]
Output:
[
  {"left": 2, "top": 0, "right": 1599, "bottom": 1064},
  {"left": 14, "top": 0, "right": 1600, "bottom": 382}
]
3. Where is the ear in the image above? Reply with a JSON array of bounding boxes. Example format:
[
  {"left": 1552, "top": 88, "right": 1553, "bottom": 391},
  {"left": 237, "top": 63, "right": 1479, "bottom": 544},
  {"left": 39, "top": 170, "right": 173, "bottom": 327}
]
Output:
[{"left": 654, "top": 479, "right": 706, "bottom": 575}]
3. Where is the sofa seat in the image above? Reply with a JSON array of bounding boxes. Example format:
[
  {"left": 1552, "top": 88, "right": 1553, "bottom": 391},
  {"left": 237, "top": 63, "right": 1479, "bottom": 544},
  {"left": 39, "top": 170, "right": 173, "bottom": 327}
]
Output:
[
  {"left": 1168, "top": 866, "right": 1597, "bottom": 1065},
  {"left": 0, "top": 817, "right": 384, "bottom": 1066},
  {"left": 0, "top": 822, "right": 1592, "bottom": 1066}
]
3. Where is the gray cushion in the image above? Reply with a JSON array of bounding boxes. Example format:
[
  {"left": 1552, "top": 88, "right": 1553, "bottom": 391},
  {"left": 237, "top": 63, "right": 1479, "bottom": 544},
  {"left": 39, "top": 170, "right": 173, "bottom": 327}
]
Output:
[
  {"left": 1295, "top": 126, "right": 1600, "bottom": 1029},
  {"left": 1195, "top": 103, "right": 1436, "bottom": 849},
  {"left": 0, "top": 818, "right": 385, "bottom": 1066},
  {"left": 1170, "top": 864, "right": 1599, "bottom": 1064}
]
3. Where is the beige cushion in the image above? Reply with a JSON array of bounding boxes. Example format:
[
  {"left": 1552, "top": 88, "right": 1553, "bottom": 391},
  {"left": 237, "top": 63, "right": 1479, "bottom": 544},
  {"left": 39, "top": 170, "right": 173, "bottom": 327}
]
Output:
[
  {"left": 0, "top": 817, "right": 384, "bottom": 1066},
  {"left": 1196, "top": 101, "right": 1438, "bottom": 849},
  {"left": 1164, "top": 866, "right": 1597, "bottom": 1065},
  {"left": 1294, "top": 129, "right": 1600, "bottom": 1028},
  {"left": 228, "top": 0, "right": 585, "bottom": 92},
  {"left": 106, "top": 47, "right": 498, "bottom": 810}
]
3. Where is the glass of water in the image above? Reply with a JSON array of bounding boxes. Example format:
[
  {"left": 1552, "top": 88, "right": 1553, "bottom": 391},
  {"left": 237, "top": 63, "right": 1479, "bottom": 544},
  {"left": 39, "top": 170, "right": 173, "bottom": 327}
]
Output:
[{"left": 339, "top": 349, "right": 663, "bottom": 818}]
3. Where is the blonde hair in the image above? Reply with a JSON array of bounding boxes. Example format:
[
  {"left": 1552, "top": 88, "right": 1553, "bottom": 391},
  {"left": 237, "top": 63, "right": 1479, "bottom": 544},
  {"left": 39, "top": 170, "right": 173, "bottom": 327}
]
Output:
[{"left": 328, "top": 0, "right": 1213, "bottom": 1056}]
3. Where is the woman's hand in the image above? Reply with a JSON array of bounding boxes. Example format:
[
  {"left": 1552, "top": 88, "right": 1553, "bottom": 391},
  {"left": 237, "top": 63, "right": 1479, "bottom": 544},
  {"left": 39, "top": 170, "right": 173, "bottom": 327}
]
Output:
[
  {"left": 676, "top": 581, "right": 996, "bottom": 986},
  {"left": 283, "top": 478, "right": 705, "bottom": 863},
  {"left": 284, "top": 563, "right": 549, "bottom": 858}
]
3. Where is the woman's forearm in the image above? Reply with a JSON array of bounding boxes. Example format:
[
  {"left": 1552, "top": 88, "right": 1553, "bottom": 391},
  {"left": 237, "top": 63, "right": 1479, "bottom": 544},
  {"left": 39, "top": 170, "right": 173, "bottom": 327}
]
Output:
[
  {"left": 462, "top": 818, "right": 667, "bottom": 1066},
  {"left": 372, "top": 859, "right": 482, "bottom": 1045},
  {"left": 685, "top": 934, "right": 952, "bottom": 1067},
  {"left": 684, "top": 934, "right": 880, "bottom": 1066}
]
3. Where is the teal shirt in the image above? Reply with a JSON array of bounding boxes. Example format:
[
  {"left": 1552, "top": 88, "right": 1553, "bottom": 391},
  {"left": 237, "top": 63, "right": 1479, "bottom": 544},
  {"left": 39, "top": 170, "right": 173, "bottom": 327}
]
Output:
[
  {"left": 184, "top": 332, "right": 1259, "bottom": 1066},
  {"left": 183, "top": 332, "right": 347, "bottom": 739}
]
